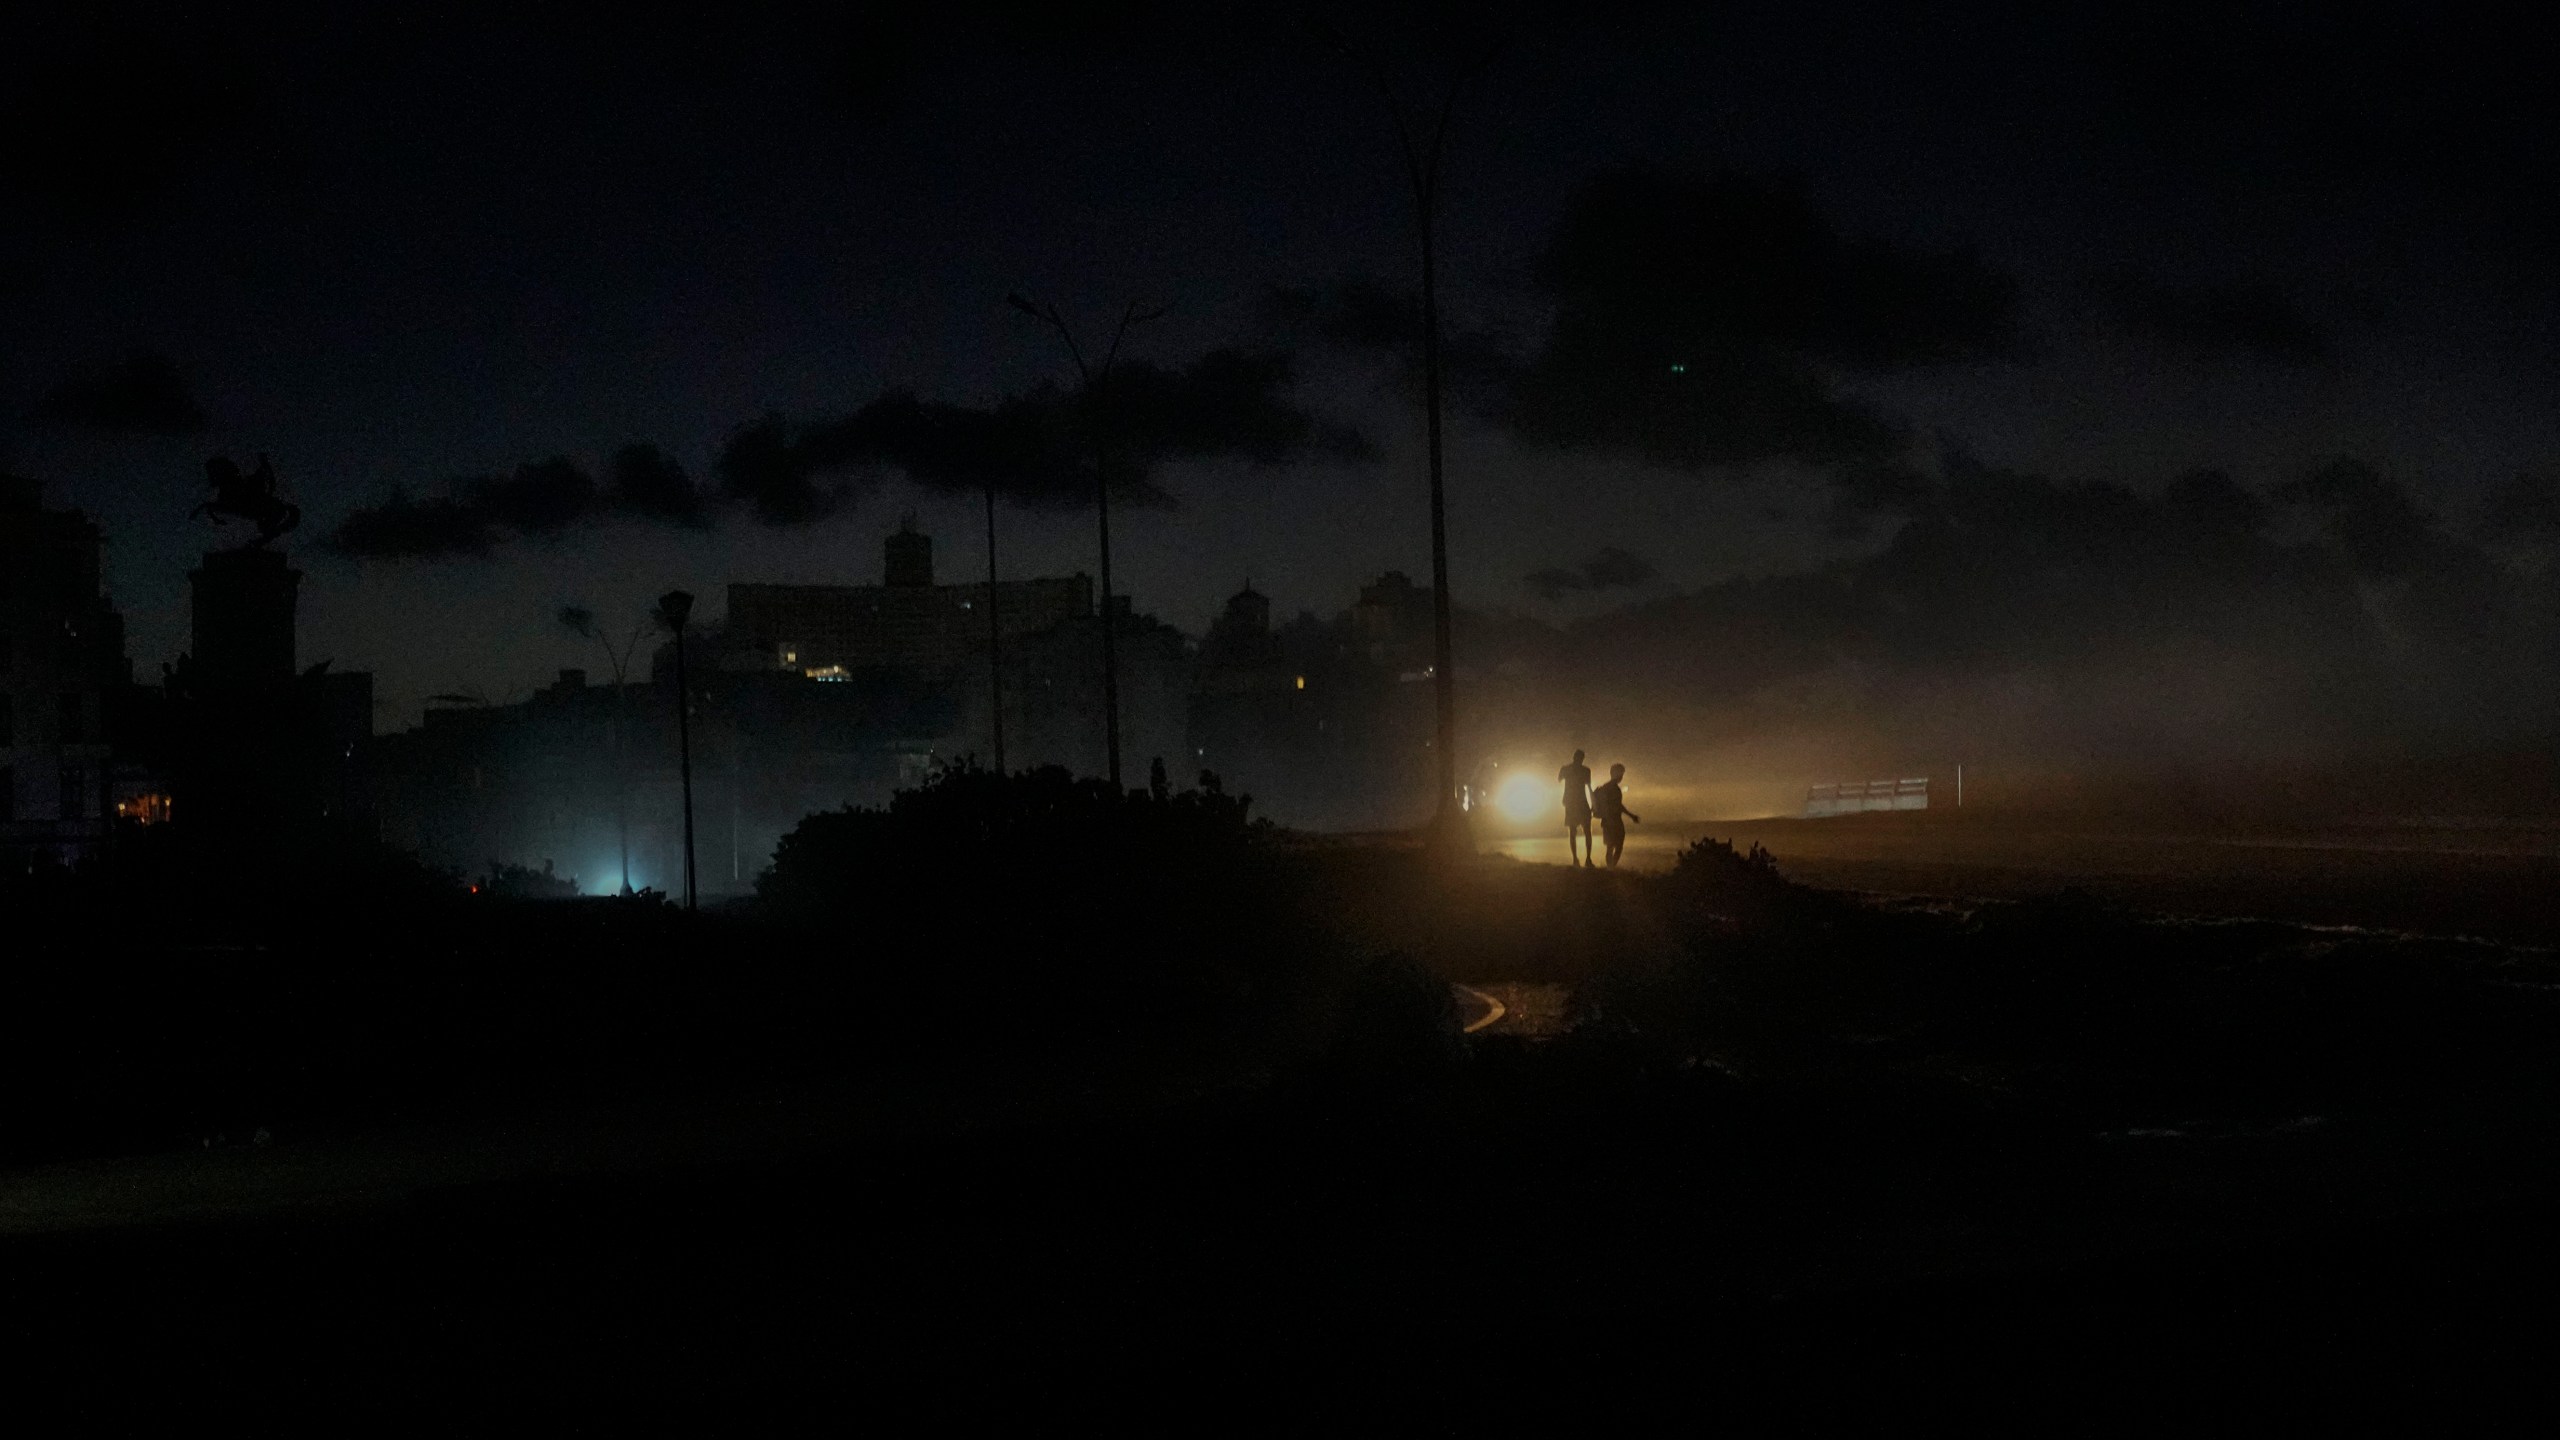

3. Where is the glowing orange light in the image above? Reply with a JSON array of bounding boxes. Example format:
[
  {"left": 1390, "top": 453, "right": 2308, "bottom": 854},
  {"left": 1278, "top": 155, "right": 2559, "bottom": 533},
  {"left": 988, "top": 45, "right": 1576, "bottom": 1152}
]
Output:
[{"left": 1496, "top": 772, "right": 1548, "bottom": 824}]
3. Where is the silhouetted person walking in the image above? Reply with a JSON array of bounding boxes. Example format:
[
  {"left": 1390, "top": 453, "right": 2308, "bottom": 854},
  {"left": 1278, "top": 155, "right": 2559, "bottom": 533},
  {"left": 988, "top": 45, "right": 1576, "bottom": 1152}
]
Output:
[
  {"left": 1594, "top": 763, "right": 1642, "bottom": 868},
  {"left": 1560, "top": 749, "right": 1595, "bottom": 867}
]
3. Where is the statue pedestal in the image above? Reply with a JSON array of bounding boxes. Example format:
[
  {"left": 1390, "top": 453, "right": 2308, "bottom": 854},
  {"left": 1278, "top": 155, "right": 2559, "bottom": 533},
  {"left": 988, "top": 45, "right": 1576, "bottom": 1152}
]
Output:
[{"left": 190, "top": 547, "right": 301, "bottom": 690}]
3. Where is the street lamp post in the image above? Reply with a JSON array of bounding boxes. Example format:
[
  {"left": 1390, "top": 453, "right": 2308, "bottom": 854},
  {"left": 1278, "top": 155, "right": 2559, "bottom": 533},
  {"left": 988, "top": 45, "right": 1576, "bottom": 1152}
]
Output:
[
  {"left": 561, "top": 607, "right": 648, "bottom": 895},
  {"left": 656, "top": 589, "right": 698, "bottom": 911},
  {"left": 1313, "top": 23, "right": 1501, "bottom": 843},
  {"left": 1007, "top": 293, "right": 1165, "bottom": 791},
  {"left": 984, "top": 473, "right": 1006, "bottom": 774}
]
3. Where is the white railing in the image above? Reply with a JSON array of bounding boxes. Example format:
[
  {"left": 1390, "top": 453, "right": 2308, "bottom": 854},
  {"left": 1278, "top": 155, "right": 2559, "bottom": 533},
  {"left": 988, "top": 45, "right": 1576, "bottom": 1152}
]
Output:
[{"left": 1803, "top": 776, "right": 1928, "bottom": 817}]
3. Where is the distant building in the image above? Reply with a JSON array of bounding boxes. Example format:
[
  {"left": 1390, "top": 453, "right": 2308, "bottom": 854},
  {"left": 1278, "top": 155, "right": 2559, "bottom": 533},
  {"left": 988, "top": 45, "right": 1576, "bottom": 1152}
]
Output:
[
  {"left": 0, "top": 476, "right": 131, "bottom": 864},
  {"left": 1187, "top": 576, "right": 1436, "bottom": 830},
  {"left": 1190, "top": 583, "right": 1313, "bottom": 793},
  {"left": 997, "top": 596, "right": 1193, "bottom": 781},
  {"left": 1351, "top": 569, "right": 1436, "bottom": 676},
  {"left": 373, "top": 541, "right": 1461, "bottom": 884},
  {"left": 373, "top": 661, "right": 961, "bottom": 895},
  {"left": 1196, "top": 584, "right": 1282, "bottom": 685},
  {"left": 382, "top": 524, "right": 1179, "bottom": 892},
  {"left": 723, "top": 520, "right": 1092, "bottom": 677},
  {"left": 716, "top": 522, "right": 1190, "bottom": 780}
]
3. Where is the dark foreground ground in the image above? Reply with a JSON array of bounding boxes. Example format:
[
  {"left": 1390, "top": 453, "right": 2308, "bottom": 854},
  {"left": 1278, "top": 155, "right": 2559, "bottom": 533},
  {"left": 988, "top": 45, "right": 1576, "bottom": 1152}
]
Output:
[
  {"left": 1496, "top": 808, "right": 2560, "bottom": 944},
  {"left": 10, "top": 804, "right": 2560, "bottom": 1425},
  {"left": 10, "top": 1068, "right": 2560, "bottom": 1426}
]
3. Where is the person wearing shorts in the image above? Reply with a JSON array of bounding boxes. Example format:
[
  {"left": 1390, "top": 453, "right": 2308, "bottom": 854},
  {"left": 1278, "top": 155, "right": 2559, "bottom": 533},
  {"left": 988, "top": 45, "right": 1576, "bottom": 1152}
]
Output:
[
  {"left": 1559, "top": 750, "right": 1595, "bottom": 868},
  {"left": 1593, "top": 763, "right": 1642, "bottom": 868}
]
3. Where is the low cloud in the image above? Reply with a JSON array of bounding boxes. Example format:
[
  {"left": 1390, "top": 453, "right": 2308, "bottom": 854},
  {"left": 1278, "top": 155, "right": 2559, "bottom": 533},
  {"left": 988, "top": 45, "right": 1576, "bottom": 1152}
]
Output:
[
  {"left": 1287, "top": 169, "right": 2016, "bottom": 472},
  {"left": 1821, "top": 458, "right": 1939, "bottom": 538},
  {"left": 330, "top": 490, "right": 498, "bottom": 559},
  {"left": 34, "top": 352, "right": 210, "bottom": 436},
  {"left": 331, "top": 451, "right": 709, "bottom": 559},
  {"left": 715, "top": 416, "right": 850, "bottom": 526},
  {"left": 1262, "top": 278, "right": 1526, "bottom": 411},
  {"left": 2483, "top": 470, "right": 2560, "bottom": 545},
  {"left": 2273, "top": 458, "right": 2449, "bottom": 579},
  {"left": 725, "top": 348, "right": 1375, "bottom": 524},
  {"left": 1463, "top": 450, "right": 2555, "bottom": 797},
  {"left": 1525, "top": 545, "right": 1658, "bottom": 601},
  {"left": 1507, "top": 170, "right": 2015, "bottom": 470},
  {"left": 333, "top": 349, "right": 1371, "bottom": 558},
  {"left": 610, "top": 444, "right": 710, "bottom": 527},
  {"left": 1266, "top": 278, "right": 1417, "bottom": 352},
  {"left": 2092, "top": 263, "right": 2331, "bottom": 365}
]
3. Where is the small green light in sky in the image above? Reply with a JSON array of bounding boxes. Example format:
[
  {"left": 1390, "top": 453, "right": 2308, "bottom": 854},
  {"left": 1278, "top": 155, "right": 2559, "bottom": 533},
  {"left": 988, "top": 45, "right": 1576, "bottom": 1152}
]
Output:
[{"left": 1669, "top": 363, "right": 1686, "bottom": 374}]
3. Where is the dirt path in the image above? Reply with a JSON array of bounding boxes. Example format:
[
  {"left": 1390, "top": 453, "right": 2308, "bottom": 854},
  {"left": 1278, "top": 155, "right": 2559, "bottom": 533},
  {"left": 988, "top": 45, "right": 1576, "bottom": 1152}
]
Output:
[{"left": 1323, "top": 855, "right": 1659, "bottom": 984}]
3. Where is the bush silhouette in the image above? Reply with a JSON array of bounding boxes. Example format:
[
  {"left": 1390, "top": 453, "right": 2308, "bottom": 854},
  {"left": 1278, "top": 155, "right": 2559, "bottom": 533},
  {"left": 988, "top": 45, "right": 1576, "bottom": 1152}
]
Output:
[
  {"left": 484, "top": 858, "right": 578, "bottom": 899},
  {"left": 758, "top": 763, "right": 1324, "bottom": 1045},
  {"left": 760, "top": 761, "right": 1267, "bottom": 917}
]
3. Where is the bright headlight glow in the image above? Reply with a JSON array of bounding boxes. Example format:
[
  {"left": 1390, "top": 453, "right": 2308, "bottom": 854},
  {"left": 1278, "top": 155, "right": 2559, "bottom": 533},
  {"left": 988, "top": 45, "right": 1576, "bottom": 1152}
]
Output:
[{"left": 1496, "top": 771, "right": 1548, "bottom": 825}]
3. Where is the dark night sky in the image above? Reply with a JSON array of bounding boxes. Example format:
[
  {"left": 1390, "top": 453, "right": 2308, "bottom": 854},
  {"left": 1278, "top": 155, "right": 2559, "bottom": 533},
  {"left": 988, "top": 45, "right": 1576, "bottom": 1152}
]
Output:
[{"left": 8, "top": 3, "right": 2558, "bottom": 748}]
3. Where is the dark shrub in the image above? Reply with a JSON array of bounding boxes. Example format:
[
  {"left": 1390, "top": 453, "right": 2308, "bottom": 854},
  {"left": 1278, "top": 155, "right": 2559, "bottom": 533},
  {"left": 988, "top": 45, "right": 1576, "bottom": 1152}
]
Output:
[
  {"left": 1664, "top": 834, "right": 1792, "bottom": 930},
  {"left": 760, "top": 762, "right": 1267, "bottom": 917},
  {"left": 1309, "top": 952, "right": 1465, "bottom": 1095},
  {"left": 484, "top": 858, "right": 578, "bottom": 899},
  {"left": 758, "top": 764, "right": 1324, "bottom": 1047}
]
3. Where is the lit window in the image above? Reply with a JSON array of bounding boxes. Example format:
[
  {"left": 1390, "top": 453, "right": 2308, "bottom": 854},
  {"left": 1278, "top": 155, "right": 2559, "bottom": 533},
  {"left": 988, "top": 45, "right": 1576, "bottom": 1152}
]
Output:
[
  {"left": 116, "top": 792, "right": 171, "bottom": 825},
  {"left": 1294, "top": 675, "right": 1305, "bottom": 690}
]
